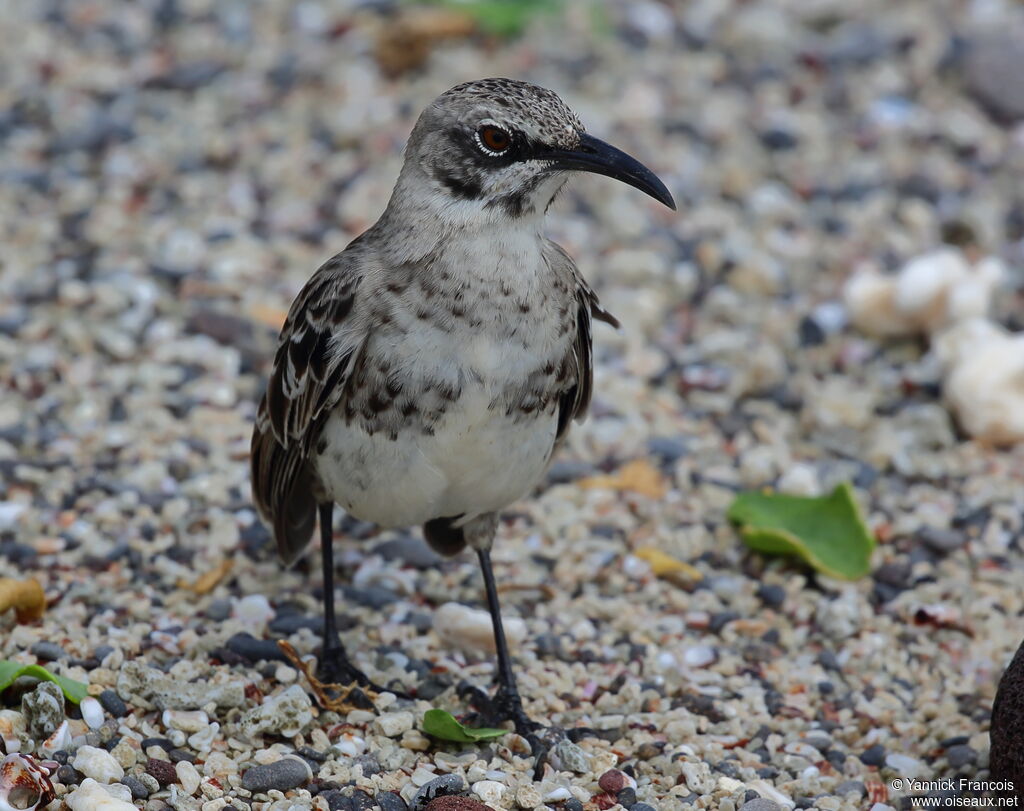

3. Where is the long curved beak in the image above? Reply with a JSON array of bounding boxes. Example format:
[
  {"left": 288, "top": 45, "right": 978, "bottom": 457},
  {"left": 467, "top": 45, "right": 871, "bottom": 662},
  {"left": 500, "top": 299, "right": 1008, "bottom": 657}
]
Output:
[{"left": 535, "top": 132, "right": 676, "bottom": 210}]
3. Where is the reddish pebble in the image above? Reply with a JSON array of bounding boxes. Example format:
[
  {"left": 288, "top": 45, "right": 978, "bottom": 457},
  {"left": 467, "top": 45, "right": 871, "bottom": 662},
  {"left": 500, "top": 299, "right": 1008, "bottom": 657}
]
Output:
[
  {"left": 145, "top": 757, "right": 177, "bottom": 786},
  {"left": 425, "top": 797, "right": 493, "bottom": 811},
  {"left": 598, "top": 769, "right": 628, "bottom": 794},
  {"left": 593, "top": 792, "right": 617, "bottom": 810}
]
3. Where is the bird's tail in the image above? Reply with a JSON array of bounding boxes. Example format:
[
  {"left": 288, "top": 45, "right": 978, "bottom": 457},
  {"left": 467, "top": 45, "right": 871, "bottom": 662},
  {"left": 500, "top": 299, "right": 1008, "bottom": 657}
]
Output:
[
  {"left": 423, "top": 516, "right": 467, "bottom": 556},
  {"left": 250, "top": 408, "right": 318, "bottom": 566}
]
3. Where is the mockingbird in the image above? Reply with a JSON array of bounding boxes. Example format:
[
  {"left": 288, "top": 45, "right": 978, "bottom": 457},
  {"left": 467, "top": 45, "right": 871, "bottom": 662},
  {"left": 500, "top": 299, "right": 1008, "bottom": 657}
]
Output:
[{"left": 250, "top": 78, "right": 674, "bottom": 744}]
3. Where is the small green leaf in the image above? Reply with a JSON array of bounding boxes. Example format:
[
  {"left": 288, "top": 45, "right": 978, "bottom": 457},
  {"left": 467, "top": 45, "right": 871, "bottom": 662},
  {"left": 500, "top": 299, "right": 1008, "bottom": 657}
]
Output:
[
  {"left": 421, "top": 709, "right": 507, "bottom": 743},
  {"left": 727, "top": 482, "right": 875, "bottom": 580},
  {"left": 0, "top": 659, "right": 90, "bottom": 703}
]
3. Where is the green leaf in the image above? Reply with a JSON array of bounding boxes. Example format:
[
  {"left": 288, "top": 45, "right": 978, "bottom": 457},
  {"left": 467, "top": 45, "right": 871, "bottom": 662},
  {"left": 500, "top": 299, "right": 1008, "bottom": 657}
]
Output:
[
  {"left": 0, "top": 660, "right": 89, "bottom": 703},
  {"left": 421, "top": 709, "right": 507, "bottom": 743},
  {"left": 727, "top": 482, "right": 875, "bottom": 580}
]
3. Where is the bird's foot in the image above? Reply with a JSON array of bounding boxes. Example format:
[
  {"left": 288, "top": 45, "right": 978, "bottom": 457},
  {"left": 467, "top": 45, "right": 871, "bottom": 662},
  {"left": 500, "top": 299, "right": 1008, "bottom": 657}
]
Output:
[
  {"left": 457, "top": 681, "right": 557, "bottom": 778},
  {"left": 279, "top": 640, "right": 409, "bottom": 712}
]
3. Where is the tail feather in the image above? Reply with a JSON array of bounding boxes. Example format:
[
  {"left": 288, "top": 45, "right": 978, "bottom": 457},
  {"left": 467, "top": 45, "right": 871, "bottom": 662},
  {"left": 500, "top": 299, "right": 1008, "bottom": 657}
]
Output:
[
  {"left": 423, "top": 516, "right": 467, "bottom": 556},
  {"left": 250, "top": 409, "right": 318, "bottom": 566}
]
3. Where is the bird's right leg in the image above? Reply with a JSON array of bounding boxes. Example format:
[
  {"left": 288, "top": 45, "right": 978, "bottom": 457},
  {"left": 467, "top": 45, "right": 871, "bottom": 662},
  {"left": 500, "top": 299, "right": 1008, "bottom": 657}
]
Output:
[{"left": 316, "top": 503, "right": 388, "bottom": 698}]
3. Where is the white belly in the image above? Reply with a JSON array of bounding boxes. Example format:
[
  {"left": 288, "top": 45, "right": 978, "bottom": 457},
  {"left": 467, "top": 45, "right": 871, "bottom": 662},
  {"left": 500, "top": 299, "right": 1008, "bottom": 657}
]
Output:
[{"left": 314, "top": 389, "right": 558, "bottom": 528}]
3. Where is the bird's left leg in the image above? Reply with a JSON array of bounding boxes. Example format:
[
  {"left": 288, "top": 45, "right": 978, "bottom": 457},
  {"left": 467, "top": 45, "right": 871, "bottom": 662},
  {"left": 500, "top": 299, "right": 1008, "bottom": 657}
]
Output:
[{"left": 460, "top": 515, "right": 555, "bottom": 765}]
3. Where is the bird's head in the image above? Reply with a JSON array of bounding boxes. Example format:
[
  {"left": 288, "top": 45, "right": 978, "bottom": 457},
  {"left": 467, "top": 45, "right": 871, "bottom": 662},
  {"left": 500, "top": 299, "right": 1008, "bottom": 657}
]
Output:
[{"left": 398, "top": 78, "right": 675, "bottom": 225}]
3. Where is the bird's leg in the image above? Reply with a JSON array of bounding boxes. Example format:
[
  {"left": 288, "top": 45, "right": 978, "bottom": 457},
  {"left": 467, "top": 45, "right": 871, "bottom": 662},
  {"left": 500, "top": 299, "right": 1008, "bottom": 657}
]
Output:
[
  {"left": 316, "top": 503, "right": 388, "bottom": 702},
  {"left": 476, "top": 547, "right": 537, "bottom": 737}
]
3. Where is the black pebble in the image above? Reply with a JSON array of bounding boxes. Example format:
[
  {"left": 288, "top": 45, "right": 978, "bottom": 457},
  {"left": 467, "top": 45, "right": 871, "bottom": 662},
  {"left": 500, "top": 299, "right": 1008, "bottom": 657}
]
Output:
[
  {"left": 99, "top": 689, "right": 128, "bottom": 717},
  {"left": 709, "top": 611, "right": 740, "bottom": 634},
  {"left": 630, "top": 804, "right": 658, "bottom": 811},
  {"left": 376, "top": 792, "right": 408, "bottom": 811},
  {"left": 409, "top": 774, "right": 465, "bottom": 810},
  {"left": 616, "top": 787, "right": 637, "bottom": 807},
  {"left": 859, "top": 743, "right": 886, "bottom": 766},
  {"left": 30, "top": 641, "right": 66, "bottom": 661},
  {"left": 56, "top": 764, "right": 80, "bottom": 785},
  {"left": 756, "top": 584, "right": 786, "bottom": 609},
  {"left": 121, "top": 775, "right": 151, "bottom": 800},
  {"left": 353, "top": 754, "right": 382, "bottom": 777},
  {"left": 226, "top": 631, "right": 289, "bottom": 663},
  {"left": 240, "top": 757, "right": 311, "bottom": 793},
  {"left": 342, "top": 585, "right": 400, "bottom": 610},
  {"left": 372, "top": 536, "right": 443, "bottom": 569},
  {"left": 563, "top": 801, "right": 584, "bottom": 811}
]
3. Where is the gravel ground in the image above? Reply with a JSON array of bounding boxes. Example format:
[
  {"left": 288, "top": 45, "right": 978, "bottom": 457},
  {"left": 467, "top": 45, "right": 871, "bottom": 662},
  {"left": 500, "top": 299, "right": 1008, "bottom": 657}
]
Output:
[{"left": 2, "top": 1, "right": 1024, "bottom": 810}]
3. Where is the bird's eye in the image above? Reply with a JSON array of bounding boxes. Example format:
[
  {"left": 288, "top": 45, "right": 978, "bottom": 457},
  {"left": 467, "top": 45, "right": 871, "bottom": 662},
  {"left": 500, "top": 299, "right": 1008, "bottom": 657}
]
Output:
[{"left": 476, "top": 125, "right": 511, "bottom": 155}]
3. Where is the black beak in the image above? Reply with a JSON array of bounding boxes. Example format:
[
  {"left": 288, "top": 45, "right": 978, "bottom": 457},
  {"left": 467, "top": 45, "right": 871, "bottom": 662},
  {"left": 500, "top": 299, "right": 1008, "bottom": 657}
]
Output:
[{"left": 535, "top": 132, "right": 676, "bottom": 210}]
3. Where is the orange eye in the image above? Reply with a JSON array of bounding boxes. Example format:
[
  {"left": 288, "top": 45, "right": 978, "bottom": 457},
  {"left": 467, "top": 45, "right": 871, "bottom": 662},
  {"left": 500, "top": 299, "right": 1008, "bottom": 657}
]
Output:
[{"left": 477, "top": 125, "right": 511, "bottom": 154}]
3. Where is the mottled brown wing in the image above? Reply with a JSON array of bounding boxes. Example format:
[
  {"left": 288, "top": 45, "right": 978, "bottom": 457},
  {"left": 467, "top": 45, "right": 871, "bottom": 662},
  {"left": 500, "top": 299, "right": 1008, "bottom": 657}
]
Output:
[
  {"left": 556, "top": 272, "right": 619, "bottom": 443},
  {"left": 250, "top": 256, "right": 364, "bottom": 564}
]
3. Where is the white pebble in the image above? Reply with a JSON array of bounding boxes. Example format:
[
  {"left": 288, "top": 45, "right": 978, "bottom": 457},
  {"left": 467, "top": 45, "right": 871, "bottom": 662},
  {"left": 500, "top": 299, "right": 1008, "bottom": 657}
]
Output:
[
  {"left": 410, "top": 766, "right": 437, "bottom": 786},
  {"left": 333, "top": 733, "right": 366, "bottom": 757},
  {"left": 66, "top": 778, "right": 137, "bottom": 811},
  {"left": 232, "top": 594, "right": 275, "bottom": 628},
  {"left": 515, "top": 783, "right": 542, "bottom": 808},
  {"left": 176, "top": 760, "right": 202, "bottom": 795},
  {"left": 274, "top": 664, "right": 297, "bottom": 683},
  {"left": 375, "top": 711, "right": 414, "bottom": 738},
  {"left": 543, "top": 787, "right": 572, "bottom": 803},
  {"left": 682, "top": 645, "right": 717, "bottom": 668},
  {"left": 40, "top": 720, "right": 71, "bottom": 757},
  {"left": 885, "top": 752, "right": 925, "bottom": 778},
  {"left": 776, "top": 463, "right": 821, "bottom": 497},
  {"left": 0, "top": 502, "right": 27, "bottom": 531},
  {"left": 433, "top": 602, "right": 526, "bottom": 654},
  {"left": 163, "top": 709, "right": 210, "bottom": 733},
  {"left": 188, "top": 722, "right": 219, "bottom": 752},
  {"left": 72, "top": 745, "right": 125, "bottom": 783},
  {"left": 472, "top": 780, "right": 505, "bottom": 805},
  {"left": 80, "top": 697, "right": 105, "bottom": 730}
]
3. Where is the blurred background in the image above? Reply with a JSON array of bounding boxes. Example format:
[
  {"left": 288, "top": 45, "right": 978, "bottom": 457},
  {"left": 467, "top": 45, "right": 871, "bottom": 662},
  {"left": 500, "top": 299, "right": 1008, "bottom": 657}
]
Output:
[{"left": 2, "top": 0, "right": 1024, "bottom": 805}]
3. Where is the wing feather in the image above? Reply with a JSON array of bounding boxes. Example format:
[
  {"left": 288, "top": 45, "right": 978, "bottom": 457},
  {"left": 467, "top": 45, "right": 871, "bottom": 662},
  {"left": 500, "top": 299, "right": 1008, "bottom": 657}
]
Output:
[{"left": 250, "top": 253, "right": 365, "bottom": 563}]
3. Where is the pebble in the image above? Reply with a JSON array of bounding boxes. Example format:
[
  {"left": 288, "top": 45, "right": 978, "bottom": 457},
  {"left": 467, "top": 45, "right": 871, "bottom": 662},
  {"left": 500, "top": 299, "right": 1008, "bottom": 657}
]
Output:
[
  {"left": 514, "top": 783, "right": 541, "bottom": 808},
  {"left": 597, "top": 769, "right": 635, "bottom": 794},
  {"left": 73, "top": 745, "right": 125, "bottom": 783},
  {"left": 81, "top": 696, "right": 105, "bottom": 729},
  {"left": 859, "top": 744, "right": 886, "bottom": 767},
  {"left": 30, "top": 641, "right": 67, "bottom": 662},
  {"left": 239, "top": 755, "right": 312, "bottom": 793},
  {"left": 176, "top": 760, "right": 202, "bottom": 795},
  {"left": 756, "top": 584, "right": 786, "bottom": 609},
  {"left": 22, "top": 681, "right": 65, "bottom": 738},
  {"left": 376, "top": 711, "right": 414, "bottom": 737},
  {"left": 99, "top": 690, "right": 128, "bottom": 718},
  {"left": 423, "top": 798, "right": 490, "bottom": 811},
  {"left": 919, "top": 526, "right": 966, "bottom": 552},
  {"left": 238, "top": 684, "right": 313, "bottom": 738},
  {"left": 740, "top": 802, "right": 782, "bottom": 811},
  {"left": 121, "top": 775, "right": 151, "bottom": 800},
  {"left": 146, "top": 757, "right": 178, "bottom": 786},
  {"left": 471, "top": 780, "right": 504, "bottom": 805},
  {"left": 433, "top": 603, "right": 526, "bottom": 654},
  {"left": 67, "top": 778, "right": 138, "bottom": 811},
  {"left": 551, "top": 740, "right": 591, "bottom": 773},
  {"left": 945, "top": 744, "right": 977, "bottom": 768},
  {"left": 884, "top": 752, "right": 925, "bottom": 778},
  {"left": 377, "top": 792, "right": 410, "bottom": 811},
  {"left": 411, "top": 774, "right": 465, "bottom": 810}
]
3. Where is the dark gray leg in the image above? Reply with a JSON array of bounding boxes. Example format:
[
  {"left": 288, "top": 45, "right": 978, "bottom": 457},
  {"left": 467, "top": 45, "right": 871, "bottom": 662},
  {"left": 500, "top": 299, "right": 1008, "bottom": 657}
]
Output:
[{"left": 477, "top": 547, "right": 536, "bottom": 738}]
